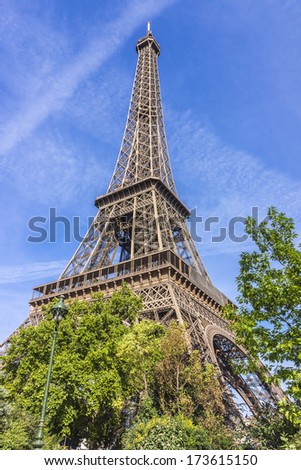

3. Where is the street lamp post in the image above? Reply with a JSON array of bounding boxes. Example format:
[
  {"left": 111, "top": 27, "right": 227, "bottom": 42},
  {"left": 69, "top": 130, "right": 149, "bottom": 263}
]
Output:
[{"left": 34, "top": 296, "right": 68, "bottom": 449}]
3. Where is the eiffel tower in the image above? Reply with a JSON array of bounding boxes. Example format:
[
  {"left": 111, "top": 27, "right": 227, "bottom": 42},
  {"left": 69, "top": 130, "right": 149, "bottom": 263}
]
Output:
[{"left": 2, "top": 25, "right": 283, "bottom": 415}]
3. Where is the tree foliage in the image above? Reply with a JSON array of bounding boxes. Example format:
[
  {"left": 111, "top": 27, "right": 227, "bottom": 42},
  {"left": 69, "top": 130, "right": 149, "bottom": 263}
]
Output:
[
  {"left": 121, "top": 321, "right": 234, "bottom": 450},
  {"left": 0, "top": 384, "right": 60, "bottom": 449},
  {"left": 117, "top": 320, "right": 165, "bottom": 399},
  {"left": 122, "top": 414, "right": 213, "bottom": 450},
  {"left": 156, "top": 322, "right": 225, "bottom": 421},
  {"left": 2, "top": 284, "right": 235, "bottom": 450},
  {"left": 3, "top": 284, "right": 142, "bottom": 449},
  {"left": 243, "top": 404, "right": 300, "bottom": 450},
  {"left": 223, "top": 207, "right": 301, "bottom": 424}
]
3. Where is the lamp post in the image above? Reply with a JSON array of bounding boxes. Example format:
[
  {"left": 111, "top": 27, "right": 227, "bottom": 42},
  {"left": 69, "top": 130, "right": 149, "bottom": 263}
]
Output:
[{"left": 34, "top": 295, "right": 68, "bottom": 449}]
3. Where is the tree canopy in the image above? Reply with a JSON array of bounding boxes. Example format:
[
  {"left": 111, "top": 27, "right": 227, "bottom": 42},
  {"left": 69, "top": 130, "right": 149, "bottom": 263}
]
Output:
[
  {"left": 2, "top": 285, "right": 142, "bottom": 449},
  {"left": 223, "top": 207, "right": 301, "bottom": 425},
  {"left": 2, "top": 283, "right": 232, "bottom": 449}
]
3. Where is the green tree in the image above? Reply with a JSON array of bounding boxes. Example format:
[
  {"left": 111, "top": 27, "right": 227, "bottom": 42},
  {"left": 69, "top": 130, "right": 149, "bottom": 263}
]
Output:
[
  {"left": 0, "top": 404, "right": 59, "bottom": 450},
  {"left": 3, "top": 284, "right": 143, "bottom": 449},
  {"left": 121, "top": 321, "right": 235, "bottom": 450},
  {"left": 122, "top": 414, "right": 213, "bottom": 450},
  {"left": 223, "top": 207, "right": 301, "bottom": 424},
  {"left": 240, "top": 404, "right": 299, "bottom": 450},
  {"left": 0, "top": 382, "right": 59, "bottom": 450},
  {"left": 156, "top": 322, "right": 225, "bottom": 421},
  {"left": 117, "top": 320, "right": 165, "bottom": 398},
  {"left": 3, "top": 284, "right": 236, "bottom": 449}
]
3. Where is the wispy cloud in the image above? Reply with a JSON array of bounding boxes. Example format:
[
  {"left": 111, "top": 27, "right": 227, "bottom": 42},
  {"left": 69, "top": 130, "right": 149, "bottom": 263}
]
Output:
[
  {"left": 0, "top": 0, "right": 177, "bottom": 204},
  {"left": 2, "top": 129, "right": 111, "bottom": 204},
  {"left": 63, "top": 67, "right": 132, "bottom": 144},
  {"left": 166, "top": 109, "right": 301, "bottom": 258},
  {"left": 169, "top": 110, "right": 301, "bottom": 224},
  {"left": 0, "top": 0, "right": 177, "bottom": 156},
  {"left": 0, "top": 260, "right": 67, "bottom": 285}
]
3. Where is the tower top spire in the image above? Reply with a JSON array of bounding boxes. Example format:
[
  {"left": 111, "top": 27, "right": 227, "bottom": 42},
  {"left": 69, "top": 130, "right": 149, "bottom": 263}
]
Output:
[
  {"left": 109, "top": 26, "right": 172, "bottom": 193},
  {"left": 136, "top": 25, "right": 160, "bottom": 55}
]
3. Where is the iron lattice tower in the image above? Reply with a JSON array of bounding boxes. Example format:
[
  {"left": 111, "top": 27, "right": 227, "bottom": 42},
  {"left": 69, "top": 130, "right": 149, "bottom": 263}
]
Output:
[{"left": 3, "top": 27, "right": 283, "bottom": 416}]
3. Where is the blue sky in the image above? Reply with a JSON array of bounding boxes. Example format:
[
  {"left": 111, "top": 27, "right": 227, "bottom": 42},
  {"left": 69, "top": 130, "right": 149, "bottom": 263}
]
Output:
[{"left": 1, "top": 0, "right": 301, "bottom": 343}]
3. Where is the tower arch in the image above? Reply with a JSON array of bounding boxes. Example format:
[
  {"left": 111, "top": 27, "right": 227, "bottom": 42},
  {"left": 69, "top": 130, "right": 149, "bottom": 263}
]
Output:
[{"left": 205, "top": 325, "right": 276, "bottom": 416}]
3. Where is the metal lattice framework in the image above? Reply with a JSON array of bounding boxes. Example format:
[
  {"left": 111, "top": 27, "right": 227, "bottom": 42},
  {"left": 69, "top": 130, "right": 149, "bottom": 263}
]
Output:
[
  {"left": 60, "top": 179, "right": 209, "bottom": 279},
  {"left": 108, "top": 31, "right": 176, "bottom": 194},
  {"left": 1, "top": 26, "right": 284, "bottom": 416}
]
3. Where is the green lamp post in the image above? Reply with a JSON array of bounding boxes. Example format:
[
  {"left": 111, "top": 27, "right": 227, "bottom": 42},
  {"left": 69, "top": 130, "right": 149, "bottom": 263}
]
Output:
[{"left": 34, "top": 295, "right": 68, "bottom": 449}]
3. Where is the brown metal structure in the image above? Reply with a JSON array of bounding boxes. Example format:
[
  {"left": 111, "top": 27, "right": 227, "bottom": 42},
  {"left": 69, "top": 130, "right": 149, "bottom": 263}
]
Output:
[{"left": 1, "top": 27, "right": 283, "bottom": 415}]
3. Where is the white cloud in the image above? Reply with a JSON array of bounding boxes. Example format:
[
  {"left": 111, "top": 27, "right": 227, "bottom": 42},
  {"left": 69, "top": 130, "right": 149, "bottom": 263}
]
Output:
[
  {"left": 64, "top": 67, "right": 132, "bottom": 144},
  {"left": 169, "top": 110, "right": 301, "bottom": 229},
  {"left": 0, "top": 0, "right": 177, "bottom": 156},
  {"left": 0, "top": 260, "right": 66, "bottom": 284},
  {"left": 2, "top": 129, "right": 111, "bottom": 204},
  {"left": 0, "top": 0, "right": 178, "bottom": 204}
]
